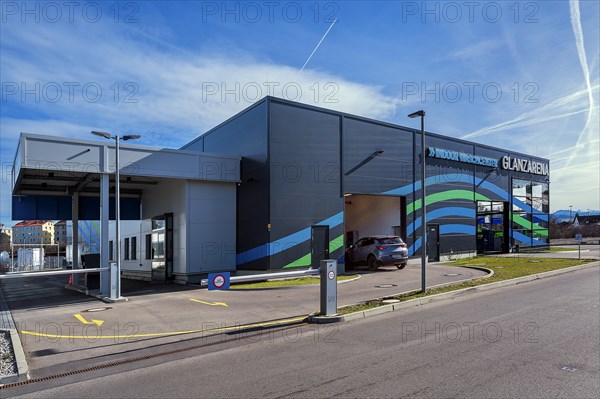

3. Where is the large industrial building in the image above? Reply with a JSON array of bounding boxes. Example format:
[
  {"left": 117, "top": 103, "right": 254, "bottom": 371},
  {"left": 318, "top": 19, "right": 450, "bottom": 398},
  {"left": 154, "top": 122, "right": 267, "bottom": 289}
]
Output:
[{"left": 11, "top": 97, "right": 550, "bottom": 283}]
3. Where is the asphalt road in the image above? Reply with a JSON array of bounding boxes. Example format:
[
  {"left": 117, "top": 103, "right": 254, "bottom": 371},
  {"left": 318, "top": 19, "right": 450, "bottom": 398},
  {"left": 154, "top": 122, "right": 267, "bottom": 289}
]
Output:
[
  {"left": 1, "top": 262, "right": 487, "bottom": 376},
  {"left": 5, "top": 266, "right": 598, "bottom": 398}
]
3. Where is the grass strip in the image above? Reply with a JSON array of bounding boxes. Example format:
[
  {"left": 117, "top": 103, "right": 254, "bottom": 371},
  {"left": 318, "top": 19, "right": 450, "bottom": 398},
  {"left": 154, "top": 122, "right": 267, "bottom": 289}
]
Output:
[
  {"left": 230, "top": 274, "right": 358, "bottom": 289},
  {"left": 546, "top": 247, "right": 579, "bottom": 252},
  {"left": 338, "top": 257, "right": 594, "bottom": 315}
]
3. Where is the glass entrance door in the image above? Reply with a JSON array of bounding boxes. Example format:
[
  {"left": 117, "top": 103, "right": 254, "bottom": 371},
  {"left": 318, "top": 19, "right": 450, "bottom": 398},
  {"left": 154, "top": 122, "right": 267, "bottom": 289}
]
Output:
[
  {"left": 151, "top": 216, "right": 166, "bottom": 282},
  {"left": 150, "top": 213, "right": 174, "bottom": 282},
  {"left": 476, "top": 201, "right": 508, "bottom": 253}
]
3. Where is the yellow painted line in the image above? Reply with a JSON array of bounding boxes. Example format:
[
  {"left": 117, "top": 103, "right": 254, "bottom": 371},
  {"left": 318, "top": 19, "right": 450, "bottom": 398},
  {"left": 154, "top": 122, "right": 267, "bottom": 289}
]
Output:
[
  {"left": 74, "top": 313, "right": 104, "bottom": 327},
  {"left": 19, "top": 316, "right": 307, "bottom": 339},
  {"left": 189, "top": 298, "right": 228, "bottom": 307}
]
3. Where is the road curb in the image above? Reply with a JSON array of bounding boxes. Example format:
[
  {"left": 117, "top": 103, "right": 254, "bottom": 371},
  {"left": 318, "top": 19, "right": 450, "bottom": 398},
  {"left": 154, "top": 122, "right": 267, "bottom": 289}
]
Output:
[
  {"left": 310, "top": 265, "right": 494, "bottom": 323},
  {"left": 310, "top": 261, "right": 599, "bottom": 324},
  {"left": 0, "top": 328, "right": 29, "bottom": 385}
]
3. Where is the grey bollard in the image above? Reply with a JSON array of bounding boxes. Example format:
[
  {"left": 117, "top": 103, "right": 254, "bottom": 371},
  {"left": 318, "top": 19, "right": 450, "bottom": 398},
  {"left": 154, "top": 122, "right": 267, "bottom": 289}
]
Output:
[
  {"left": 320, "top": 260, "right": 337, "bottom": 316},
  {"left": 110, "top": 262, "right": 119, "bottom": 299}
]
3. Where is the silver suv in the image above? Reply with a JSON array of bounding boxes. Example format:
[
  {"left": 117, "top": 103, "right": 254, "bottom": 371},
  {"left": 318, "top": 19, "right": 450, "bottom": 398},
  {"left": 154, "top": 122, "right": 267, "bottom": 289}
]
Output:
[{"left": 346, "top": 236, "right": 409, "bottom": 271}]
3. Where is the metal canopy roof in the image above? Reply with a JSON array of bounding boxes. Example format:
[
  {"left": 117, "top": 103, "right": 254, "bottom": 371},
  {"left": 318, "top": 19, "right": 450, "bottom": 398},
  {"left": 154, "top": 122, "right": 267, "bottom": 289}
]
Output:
[{"left": 12, "top": 133, "right": 241, "bottom": 198}]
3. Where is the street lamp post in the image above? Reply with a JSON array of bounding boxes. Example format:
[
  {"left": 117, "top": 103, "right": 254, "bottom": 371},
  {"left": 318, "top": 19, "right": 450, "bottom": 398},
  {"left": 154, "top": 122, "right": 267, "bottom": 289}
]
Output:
[
  {"left": 91, "top": 131, "right": 140, "bottom": 299},
  {"left": 408, "top": 110, "right": 427, "bottom": 293},
  {"left": 569, "top": 205, "right": 573, "bottom": 223}
]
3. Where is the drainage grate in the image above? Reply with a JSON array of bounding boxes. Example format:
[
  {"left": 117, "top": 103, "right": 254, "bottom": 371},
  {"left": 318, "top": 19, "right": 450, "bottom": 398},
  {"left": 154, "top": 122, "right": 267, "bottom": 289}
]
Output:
[
  {"left": 444, "top": 273, "right": 461, "bottom": 277},
  {"left": 375, "top": 284, "right": 398, "bottom": 288},
  {"left": 0, "top": 322, "right": 305, "bottom": 391}
]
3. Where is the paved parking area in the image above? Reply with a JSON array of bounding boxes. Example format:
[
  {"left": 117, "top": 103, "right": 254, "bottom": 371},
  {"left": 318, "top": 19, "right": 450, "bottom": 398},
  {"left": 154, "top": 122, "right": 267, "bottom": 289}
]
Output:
[{"left": 1, "top": 262, "right": 487, "bottom": 377}]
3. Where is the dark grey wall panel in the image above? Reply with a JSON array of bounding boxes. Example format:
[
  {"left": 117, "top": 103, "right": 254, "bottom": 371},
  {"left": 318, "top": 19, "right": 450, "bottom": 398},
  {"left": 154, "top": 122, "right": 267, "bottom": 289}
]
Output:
[
  {"left": 343, "top": 117, "right": 414, "bottom": 195},
  {"left": 184, "top": 137, "right": 204, "bottom": 152},
  {"left": 178, "top": 96, "right": 550, "bottom": 268},
  {"left": 269, "top": 101, "right": 342, "bottom": 269}
]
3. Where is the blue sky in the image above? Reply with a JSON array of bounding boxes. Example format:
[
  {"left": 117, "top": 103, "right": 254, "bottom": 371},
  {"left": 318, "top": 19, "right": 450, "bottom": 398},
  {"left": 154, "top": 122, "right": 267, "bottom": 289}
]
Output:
[{"left": 1, "top": 0, "right": 599, "bottom": 226}]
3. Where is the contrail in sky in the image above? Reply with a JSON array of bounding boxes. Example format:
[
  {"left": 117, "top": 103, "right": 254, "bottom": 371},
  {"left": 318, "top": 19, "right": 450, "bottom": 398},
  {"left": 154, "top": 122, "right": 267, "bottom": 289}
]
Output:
[
  {"left": 566, "top": 0, "right": 595, "bottom": 168},
  {"left": 300, "top": 18, "right": 338, "bottom": 72}
]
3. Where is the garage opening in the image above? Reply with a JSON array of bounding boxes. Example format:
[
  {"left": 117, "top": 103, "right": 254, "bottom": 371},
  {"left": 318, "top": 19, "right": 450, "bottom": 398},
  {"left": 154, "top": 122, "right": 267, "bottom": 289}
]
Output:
[{"left": 344, "top": 193, "right": 407, "bottom": 270}]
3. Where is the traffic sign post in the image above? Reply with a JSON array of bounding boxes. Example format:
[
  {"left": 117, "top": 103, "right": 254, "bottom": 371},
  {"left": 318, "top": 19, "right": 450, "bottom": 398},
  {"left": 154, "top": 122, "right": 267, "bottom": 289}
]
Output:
[
  {"left": 575, "top": 234, "right": 583, "bottom": 260},
  {"left": 208, "top": 272, "right": 230, "bottom": 290},
  {"left": 320, "top": 260, "right": 337, "bottom": 316}
]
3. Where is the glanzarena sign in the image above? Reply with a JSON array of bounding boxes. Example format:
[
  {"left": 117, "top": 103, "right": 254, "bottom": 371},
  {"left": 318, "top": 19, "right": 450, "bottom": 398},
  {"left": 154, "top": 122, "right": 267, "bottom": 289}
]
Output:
[
  {"left": 500, "top": 156, "right": 549, "bottom": 176},
  {"left": 427, "top": 147, "right": 498, "bottom": 167}
]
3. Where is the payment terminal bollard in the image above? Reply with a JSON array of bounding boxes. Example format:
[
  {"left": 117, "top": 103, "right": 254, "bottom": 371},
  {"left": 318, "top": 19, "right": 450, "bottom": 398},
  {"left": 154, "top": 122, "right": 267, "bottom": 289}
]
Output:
[{"left": 320, "top": 260, "right": 338, "bottom": 316}]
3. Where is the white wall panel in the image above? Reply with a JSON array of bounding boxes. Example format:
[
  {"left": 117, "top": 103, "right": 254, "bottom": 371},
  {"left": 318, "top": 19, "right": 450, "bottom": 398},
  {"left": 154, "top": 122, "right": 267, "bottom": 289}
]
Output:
[{"left": 345, "top": 195, "right": 402, "bottom": 239}]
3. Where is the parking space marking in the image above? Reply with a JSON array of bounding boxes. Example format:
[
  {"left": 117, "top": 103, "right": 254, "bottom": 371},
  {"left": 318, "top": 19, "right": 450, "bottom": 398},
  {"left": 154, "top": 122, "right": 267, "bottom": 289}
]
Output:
[
  {"left": 189, "top": 298, "right": 228, "bottom": 307},
  {"left": 19, "top": 316, "right": 307, "bottom": 339},
  {"left": 74, "top": 313, "right": 104, "bottom": 326}
]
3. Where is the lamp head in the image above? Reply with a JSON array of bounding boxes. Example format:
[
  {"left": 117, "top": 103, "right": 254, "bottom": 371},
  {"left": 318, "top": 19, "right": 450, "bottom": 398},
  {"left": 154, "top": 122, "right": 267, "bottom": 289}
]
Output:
[
  {"left": 122, "top": 135, "right": 141, "bottom": 141},
  {"left": 91, "top": 131, "right": 112, "bottom": 139},
  {"left": 408, "top": 110, "right": 426, "bottom": 118}
]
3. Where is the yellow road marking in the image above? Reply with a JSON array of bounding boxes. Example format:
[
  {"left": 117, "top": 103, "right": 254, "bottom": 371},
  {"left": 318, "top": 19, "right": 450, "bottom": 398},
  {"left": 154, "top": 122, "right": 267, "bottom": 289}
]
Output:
[
  {"left": 189, "top": 298, "right": 228, "bottom": 307},
  {"left": 74, "top": 313, "right": 104, "bottom": 327},
  {"left": 19, "top": 316, "right": 307, "bottom": 339}
]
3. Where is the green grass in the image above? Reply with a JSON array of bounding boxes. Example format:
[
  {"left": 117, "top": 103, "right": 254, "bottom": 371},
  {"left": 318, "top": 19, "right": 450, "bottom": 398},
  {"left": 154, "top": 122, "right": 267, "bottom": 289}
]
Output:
[
  {"left": 230, "top": 274, "right": 359, "bottom": 289},
  {"left": 546, "top": 247, "right": 579, "bottom": 252},
  {"left": 337, "top": 257, "right": 594, "bottom": 315},
  {"left": 338, "top": 300, "right": 382, "bottom": 314}
]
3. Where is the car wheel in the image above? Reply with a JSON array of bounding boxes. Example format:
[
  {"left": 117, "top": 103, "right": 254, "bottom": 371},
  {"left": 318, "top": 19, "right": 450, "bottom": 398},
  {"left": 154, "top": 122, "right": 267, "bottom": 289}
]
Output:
[
  {"left": 367, "top": 255, "right": 378, "bottom": 271},
  {"left": 396, "top": 263, "right": 406, "bottom": 270}
]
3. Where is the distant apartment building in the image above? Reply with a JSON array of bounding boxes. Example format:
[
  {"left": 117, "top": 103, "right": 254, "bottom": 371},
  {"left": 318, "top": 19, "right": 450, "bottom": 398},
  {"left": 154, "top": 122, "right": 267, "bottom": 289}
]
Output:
[
  {"left": 54, "top": 220, "right": 69, "bottom": 245},
  {"left": 12, "top": 220, "right": 55, "bottom": 244}
]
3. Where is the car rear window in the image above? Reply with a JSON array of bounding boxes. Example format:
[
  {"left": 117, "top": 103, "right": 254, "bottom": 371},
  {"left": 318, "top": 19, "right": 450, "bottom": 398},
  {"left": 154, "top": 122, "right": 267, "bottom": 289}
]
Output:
[{"left": 377, "top": 237, "right": 403, "bottom": 245}]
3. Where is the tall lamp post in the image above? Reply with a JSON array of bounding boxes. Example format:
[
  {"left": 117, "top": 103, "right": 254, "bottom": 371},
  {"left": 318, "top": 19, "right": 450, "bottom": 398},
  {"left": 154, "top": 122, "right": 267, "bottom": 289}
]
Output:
[
  {"left": 91, "top": 131, "right": 140, "bottom": 299},
  {"left": 569, "top": 205, "right": 573, "bottom": 223},
  {"left": 408, "top": 110, "right": 426, "bottom": 293}
]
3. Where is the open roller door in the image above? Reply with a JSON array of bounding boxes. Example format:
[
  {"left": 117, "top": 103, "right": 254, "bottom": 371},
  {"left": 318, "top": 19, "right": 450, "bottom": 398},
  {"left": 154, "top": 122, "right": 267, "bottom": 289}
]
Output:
[{"left": 344, "top": 193, "right": 407, "bottom": 270}]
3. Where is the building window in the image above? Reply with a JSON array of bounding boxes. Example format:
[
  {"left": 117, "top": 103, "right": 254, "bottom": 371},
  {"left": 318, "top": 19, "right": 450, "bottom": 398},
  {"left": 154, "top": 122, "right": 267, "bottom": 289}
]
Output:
[
  {"left": 109, "top": 241, "right": 114, "bottom": 261},
  {"left": 145, "top": 234, "right": 152, "bottom": 259},
  {"left": 124, "top": 238, "right": 130, "bottom": 260},
  {"left": 511, "top": 178, "right": 549, "bottom": 247},
  {"left": 131, "top": 236, "right": 137, "bottom": 260}
]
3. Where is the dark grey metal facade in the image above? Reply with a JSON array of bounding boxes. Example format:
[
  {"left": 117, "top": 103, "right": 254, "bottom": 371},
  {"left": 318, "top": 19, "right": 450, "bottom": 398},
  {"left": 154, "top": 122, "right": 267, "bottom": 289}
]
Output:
[{"left": 183, "top": 97, "right": 550, "bottom": 271}]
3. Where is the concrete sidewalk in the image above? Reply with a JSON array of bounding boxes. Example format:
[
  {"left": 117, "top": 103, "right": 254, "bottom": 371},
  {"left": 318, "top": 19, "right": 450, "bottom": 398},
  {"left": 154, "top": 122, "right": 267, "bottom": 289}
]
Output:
[{"left": 0, "top": 261, "right": 487, "bottom": 379}]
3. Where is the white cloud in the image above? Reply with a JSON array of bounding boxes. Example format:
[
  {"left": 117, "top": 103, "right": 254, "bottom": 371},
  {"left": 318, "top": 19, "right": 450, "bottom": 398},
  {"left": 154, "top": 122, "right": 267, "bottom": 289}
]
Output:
[
  {"left": 0, "top": 21, "right": 399, "bottom": 141},
  {"left": 0, "top": 19, "right": 400, "bottom": 224}
]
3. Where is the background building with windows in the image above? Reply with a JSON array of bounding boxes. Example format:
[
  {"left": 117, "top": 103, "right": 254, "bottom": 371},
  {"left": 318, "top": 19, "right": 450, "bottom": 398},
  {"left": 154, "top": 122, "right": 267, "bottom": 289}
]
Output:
[
  {"left": 12, "top": 220, "right": 55, "bottom": 244},
  {"left": 54, "top": 220, "right": 69, "bottom": 245}
]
